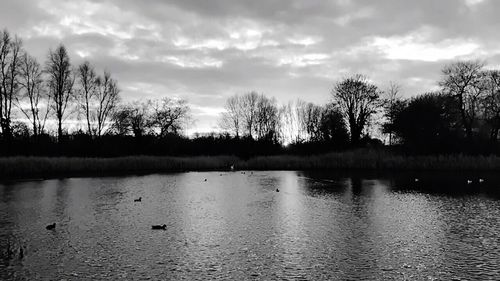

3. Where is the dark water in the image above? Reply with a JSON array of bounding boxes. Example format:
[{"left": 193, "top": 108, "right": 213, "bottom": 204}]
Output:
[{"left": 1, "top": 171, "right": 500, "bottom": 280}]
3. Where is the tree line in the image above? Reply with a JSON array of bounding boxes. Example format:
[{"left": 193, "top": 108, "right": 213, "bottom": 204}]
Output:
[
  {"left": 0, "top": 29, "right": 190, "bottom": 146},
  {"left": 2, "top": 27, "right": 500, "bottom": 156},
  {"left": 219, "top": 61, "right": 500, "bottom": 154}
]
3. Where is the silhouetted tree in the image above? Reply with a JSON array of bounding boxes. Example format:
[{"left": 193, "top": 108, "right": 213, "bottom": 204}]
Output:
[
  {"left": 280, "top": 100, "right": 307, "bottom": 144},
  {"left": 46, "top": 44, "right": 74, "bottom": 142},
  {"left": 332, "top": 74, "right": 380, "bottom": 145},
  {"left": 240, "top": 91, "right": 259, "bottom": 138},
  {"left": 77, "top": 61, "right": 98, "bottom": 137},
  {"left": 16, "top": 53, "right": 50, "bottom": 137},
  {"left": 94, "top": 71, "right": 120, "bottom": 136},
  {"left": 391, "top": 92, "right": 460, "bottom": 152},
  {"left": 150, "top": 97, "right": 190, "bottom": 137},
  {"left": 220, "top": 92, "right": 280, "bottom": 141},
  {"left": 440, "top": 60, "right": 485, "bottom": 140},
  {"left": 382, "top": 82, "right": 402, "bottom": 145},
  {"left": 254, "top": 94, "right": 280, "bottom": 142},
  {"left": 112, "top": 101, "right": 151, "bottom": 138},
  {"left": 219, "top": 94, "right": 242, "bottom": 137},
  {"left": 300, "top": 102, "right": 323, "bottom": 141},
  {"left": 319, "top": 104, "right": 349, "bottom": 144},
  {"left": 0, "top": 30, "right": 22, "bottom": 139},
  {"left": 483, "top": 70, "right": 500, "bottom": 141}
]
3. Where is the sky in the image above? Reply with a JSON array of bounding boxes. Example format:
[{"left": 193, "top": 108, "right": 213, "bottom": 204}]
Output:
[{"left": 2, "top": 0, "right": 500, "bottom": 134}]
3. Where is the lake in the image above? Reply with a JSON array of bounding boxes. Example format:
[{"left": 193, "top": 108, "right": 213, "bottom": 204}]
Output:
[{"left": 1, "top": 171, "right": 500, "bottom": 280}]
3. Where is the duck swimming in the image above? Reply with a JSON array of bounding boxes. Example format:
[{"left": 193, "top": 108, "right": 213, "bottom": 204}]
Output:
[
  {"left": 46, "top": 223, "right": 56, "bottom": 230},
  {"left": 152, "top": 224, "right": 167, "bottom": 230},
  {"left": 134, "top": 197, "right": 142, "bottom": 202}
]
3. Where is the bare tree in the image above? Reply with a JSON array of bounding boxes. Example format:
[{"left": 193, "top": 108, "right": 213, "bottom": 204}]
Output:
[
  {"left": 240, "top": 91, "right": 259, "bottom": 138},
  {"left": 16, "top": 53, "right": 51, "bottom": 137},
  {"left": 77, "top": 61, "right": 98, "bottom": 137},
  {"left": 382, "top": 82, "right": 402, "bottom": 145},
  {"left": 219, "top": 92, "right": 266, "bottom": 139},
  {"left": 300, "top": 102, "right": 323, "bottom": 142},
  {"left": 254, "top": 94, "right": 280, "bottom": 141},
  {"left": 112, "top": 101, "right": 152, "bottom": 138},
  {"left": 46, "top": 44, "right": 74, "bottom": 142},
  {"left": 150, "top": 97, "right": 190, "bottom": 137},
  {"left": 219, "top": 94, "right": 242, "bottom": 137},
  {"left": 94, "top": 71, "right": 120, "bottom": 136},
  {"left": 332, "top": 74, "right": 380, "bottom": 145},
  {"left": 483, "top": 70, "right": 500, "bottom": 141},
  {"left": 279, "top": 100, "right": 307, "bottom": 144},
  {"left": 0, "top": 30, "right": 22, "bottom": 139},
  {"left": 440, "top": 60, "right": 485, "bottom": 139}
]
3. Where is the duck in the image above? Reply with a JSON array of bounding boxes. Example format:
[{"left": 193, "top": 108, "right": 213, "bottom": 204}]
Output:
[
  {"left": 467, "top": 180, "right": 473, "bottom": 184},
  {"left": 414, "top": 178, "right": 419, "bottom": 182},
  {"left": 46, "top": 223, "right": 56, "bottom": 230},
  {"left": 204, "top": 179, "right": 207, "bottom": 182},
  {"left": 152, "top": 224, "right": 167, "bottom": 230},
  {"left": 19, "top": 245, "right": 24, "bottom": 260},
  {"left": 276, "top": 188, "right": 280, "bottom": 192},
  {"left": 134, "top": 197, "right": 142, "bottom": 202},
  {"left": 479, "top": 178, "right": 484, "bottom": 183},
  {"left": 230, "top": 165, "right": 235, "bottom": 171}
]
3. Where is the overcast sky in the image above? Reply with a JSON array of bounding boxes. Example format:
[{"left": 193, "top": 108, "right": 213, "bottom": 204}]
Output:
[{"left": 2, "top": 0, "right": 500, "bottom": 133}]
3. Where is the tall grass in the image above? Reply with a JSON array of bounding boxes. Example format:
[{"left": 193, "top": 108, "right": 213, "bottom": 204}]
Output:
[
  {"left": 0, "top": 155, "right": 238, "bottom": 179},
  {"left": 2, "top": 150, "right": 500, "bottom": 179}
]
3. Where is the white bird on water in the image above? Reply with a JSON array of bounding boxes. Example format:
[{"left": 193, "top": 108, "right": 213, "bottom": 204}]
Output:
[
  {"left": 467, "top": 180, "right": 473, "bottom": 184},
  {"left": 479, "top": 178, "right": 484, "bottom": 183},
  {"left": 414, "top": 178, "right": 419, "bottom": 182}
]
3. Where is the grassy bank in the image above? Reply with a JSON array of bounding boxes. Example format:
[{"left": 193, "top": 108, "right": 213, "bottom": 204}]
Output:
[{"left": 2, "top": 150, "right": 500, "bottom": 179}]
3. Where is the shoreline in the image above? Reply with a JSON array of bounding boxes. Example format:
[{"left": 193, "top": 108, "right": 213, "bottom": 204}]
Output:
[{"left": 2, "top": 151, "right": 500, "bottom": 180}]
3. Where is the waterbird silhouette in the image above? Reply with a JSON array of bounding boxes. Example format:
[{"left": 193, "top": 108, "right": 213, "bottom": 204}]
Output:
[
  {"left": 134, "top": 197, "right": 142, "bottom": 202},
  {"left": 276, "top": 188, "right": 279, "bottom": 192},
  {"left": 204, "top": 179, "right": 207, "bottom": 182},
  {"left": 46, "top": 223, "right": 56, "bottom": 230},
  {"left": 19, "top": 246, "right": 24, "bottom": 260},
  {"left": 152, "top": 224, "right": 167, "bottom": 230}
]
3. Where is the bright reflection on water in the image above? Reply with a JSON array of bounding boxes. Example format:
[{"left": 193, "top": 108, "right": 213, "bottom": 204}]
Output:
[{"left": 1, "top": 171, "right": 500, "bottom": 280}]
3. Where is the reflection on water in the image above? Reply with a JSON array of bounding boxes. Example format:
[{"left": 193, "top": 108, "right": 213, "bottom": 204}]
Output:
[{"left": 1, "top": 171, "right": 500, "bottom": 280}]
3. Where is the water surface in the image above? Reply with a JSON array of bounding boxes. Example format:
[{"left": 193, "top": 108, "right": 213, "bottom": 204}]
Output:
[{"left": 1, "top": 171, "right": 499, "bottom": 280}]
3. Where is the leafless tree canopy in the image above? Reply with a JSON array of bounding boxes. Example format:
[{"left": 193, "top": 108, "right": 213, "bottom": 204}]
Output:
[
  {"left": 440, "top": 60, "right": 485, "bottom": 139},
  {"left": 219, "top": 95, "right": 243, "bottom": 138},
  {"left": 482, "top": 70, "right": 500, "bottom": 140},
  {"left": 46, "top": 44, "right": 74, "bottom": 141},
  {"left": 150, "top": 97, "right": 190, "bottom": 137},
  {"left": 112, "top": 98, "right": 190, "bottom": 138},
  {"left": 16, "top": 53, "right": 50, "bottom": 136},
  {"left": 219, "top": 92, "right": 281, "bottom": 141},
  {"left": 0, "top": 29, "right": 22, "bottom": 138},
  {"left": 77, "top": 61, "right": 98, "bottom": 137}
]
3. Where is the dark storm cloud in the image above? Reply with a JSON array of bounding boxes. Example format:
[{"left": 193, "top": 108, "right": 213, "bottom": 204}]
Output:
[{"left": 1, "top": 0, "right": 499, "bottom": 132}]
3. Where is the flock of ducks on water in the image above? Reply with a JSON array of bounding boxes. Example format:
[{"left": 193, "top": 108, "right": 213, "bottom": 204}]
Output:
[
  {"left": 414, "top": 178, "right": 484, "bottom": 184},
  {"left": 43, "top": 170, "right": 485, "bottom": 231}
]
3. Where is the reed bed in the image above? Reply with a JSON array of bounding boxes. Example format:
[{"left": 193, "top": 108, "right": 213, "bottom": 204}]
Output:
[{"left": 2, "top": 151, "right": 500, "bottom": 179}]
